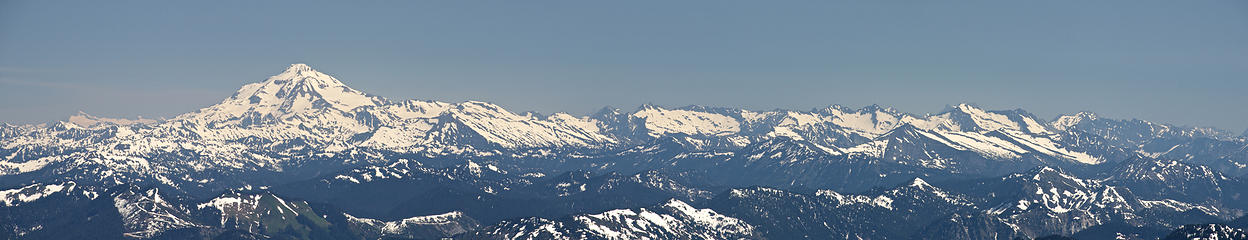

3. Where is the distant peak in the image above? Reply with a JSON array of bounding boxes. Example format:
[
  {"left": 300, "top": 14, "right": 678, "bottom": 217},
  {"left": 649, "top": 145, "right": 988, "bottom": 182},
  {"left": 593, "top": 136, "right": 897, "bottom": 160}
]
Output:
[
  {"left": 952, "top": 103, "right": 983, "bottom": 112},
  {"left": 1051, "top": 112, "right": 1098, "bottom": 131},
  {"left": 1028, "top": 166, "right": 1072, "bottom": 178},
  {"left": 174, "top": 63, "right": 385, "bottom": 123},
  {"left": 936, "top": 103, "right": 982, "bottom": 116},
  {"left": 67, "top": 111, "right": 158, "bottom": 127},
  {"left": 638, "top": 103, "right": 665, "bottom": 111},
  {"left": 1053, "top": 111, "right": 1098, "bottom": 121},
  {"left": 1074, "top": 111, "right": 1098, "bottom": 119},
  {"left": 819, "top": 104, "right": 898, "bottom": 114},
  {"left": 662, "top": 198, "right": 694, "bottom": 210},
  {"left": 72, "top": 110, "right": 93, "bottom": 118},
  {"left": 594, "top": 106, "right": 622, "bottom": 115},
  {"left": 908, "top": 178, "right": 932, "bottom": 188},
  {"left": 285, "top": 63, "right": 314, "bottom": 73},
  {"left": 270, "top": 63, "right": 333, "bottom": 82},
  {"left": 255, "top": 63, "right": 349, "bottom": 90}
]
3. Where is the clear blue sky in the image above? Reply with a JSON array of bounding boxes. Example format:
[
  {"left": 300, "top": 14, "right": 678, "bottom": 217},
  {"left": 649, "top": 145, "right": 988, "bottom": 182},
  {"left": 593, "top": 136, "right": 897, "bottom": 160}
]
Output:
[{"left": 2, "top": 1, "right": 1246, "bottom": 132}]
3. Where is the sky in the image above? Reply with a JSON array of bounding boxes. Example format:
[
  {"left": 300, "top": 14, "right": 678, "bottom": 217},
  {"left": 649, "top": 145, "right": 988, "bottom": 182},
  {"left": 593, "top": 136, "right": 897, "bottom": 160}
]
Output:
[{"left": 1, "top": 1, "right": 1246, "bottom": 132}]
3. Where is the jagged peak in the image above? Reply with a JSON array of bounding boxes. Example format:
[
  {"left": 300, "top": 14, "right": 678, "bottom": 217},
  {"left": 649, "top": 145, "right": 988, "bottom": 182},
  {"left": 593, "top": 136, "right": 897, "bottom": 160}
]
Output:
[
  {"left": 860, "top": 104, "right": 899, "bottom": 113},
  {"left": 285, "top": 63, "right": 314, "bottom": 73},
  {"left": 908, "top": 177, "right": 933, "bottom": 188},
  {"left": 638, "top": 103, "right": 664, "bottom": 111},
  {"left": 1011, "top": 166, "right": 1095, "bottom": 185},
  {"left": 1035, "top": 166, "right": 1061, "bottom": 174},
  {"left": 1056, "top": 111, "right": 1098, "bottom": 121},
  {"left": 930, "top": 103, "right": 1056, "bottom": 133},
  {"left": 941, "top": 103, "right": 1002, "bottom": 119},
  {"left": 824, "top": 104, "right": 848, "bottom": 111},
  {"left": 819, "top": 104, "right": 899, "bottom": 115},
  {"left": 944, "top": 103, "right": 983, "bottom": 113},
  {"left": 1074, "top": 111, "right": 1098, "bottom": 119},
  {"left": 1008, "top": 166, "right": 1063, "bottom": 179},
  {"left": 940, "top": 103, "right": 1028, "bottom": 119},
  {"left": 661, "top": 198, "right": 696, "bottom": 210},
  {"left": 815, "top": 104, "right": 851, "bottom": 115},
  {"left": 1051, "top": 111, "right": 1099, "bottom": 131}
]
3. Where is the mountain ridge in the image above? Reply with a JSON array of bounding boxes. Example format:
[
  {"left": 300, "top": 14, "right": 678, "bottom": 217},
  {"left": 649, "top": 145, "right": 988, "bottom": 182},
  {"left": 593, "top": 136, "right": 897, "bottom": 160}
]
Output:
[{"left": 2, "top": 63, "right": 1247, "bottom": 239}]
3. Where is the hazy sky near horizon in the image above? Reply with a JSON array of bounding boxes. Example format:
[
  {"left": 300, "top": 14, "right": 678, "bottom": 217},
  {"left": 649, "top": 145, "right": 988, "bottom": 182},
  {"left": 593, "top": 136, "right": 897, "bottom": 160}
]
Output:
[{"left": 2, "top": 1, "right": 1246, "bottom": 131}]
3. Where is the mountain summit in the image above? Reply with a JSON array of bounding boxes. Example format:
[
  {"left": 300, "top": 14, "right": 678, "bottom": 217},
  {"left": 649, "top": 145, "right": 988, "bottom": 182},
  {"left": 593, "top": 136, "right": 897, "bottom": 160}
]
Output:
[{"left": 175, "top": 63, "right": 385, "bottom": 127}]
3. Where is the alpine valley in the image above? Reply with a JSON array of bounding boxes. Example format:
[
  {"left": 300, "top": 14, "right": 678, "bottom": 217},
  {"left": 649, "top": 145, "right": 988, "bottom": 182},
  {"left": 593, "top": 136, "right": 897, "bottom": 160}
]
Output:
[{"left": 3, "top": 64, "right": 1247, "bottom": 240}]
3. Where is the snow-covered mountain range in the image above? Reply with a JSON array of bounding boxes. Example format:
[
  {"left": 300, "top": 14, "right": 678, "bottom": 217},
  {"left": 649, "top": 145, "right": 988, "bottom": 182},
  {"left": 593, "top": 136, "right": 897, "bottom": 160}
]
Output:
[{"left": 2, "top": 64, "right": 1246, "bottom": 239}]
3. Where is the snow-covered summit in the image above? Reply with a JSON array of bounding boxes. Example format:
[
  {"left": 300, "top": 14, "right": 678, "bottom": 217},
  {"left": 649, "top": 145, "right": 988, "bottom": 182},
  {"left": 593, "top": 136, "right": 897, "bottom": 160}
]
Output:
[
  {"left": 916, "top": 103, "right": 1052, "bottom": 134},
  {"left": 174, "top": 63, "right": 385, "bottom": 127},
  {"left": 1050, "top": 112, "right": 1098, "bottom": 131},
  {"left": 908, "top": 177, "right": 934, "bottom": 188},
  {"left": 465, "top": 198, "right": 759, "bottom": 240},
  {"left": 67, "top": 111, "right": 159, "bottom": 128}
]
